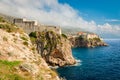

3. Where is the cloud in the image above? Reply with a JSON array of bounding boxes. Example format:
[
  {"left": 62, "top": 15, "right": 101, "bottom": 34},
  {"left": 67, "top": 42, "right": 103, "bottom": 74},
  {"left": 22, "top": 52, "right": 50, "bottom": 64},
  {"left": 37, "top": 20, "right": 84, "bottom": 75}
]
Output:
[
  {"left": 105, "top": 19, "right": 120, "bottom": 22},
  {"left": 0, "top": 0, "right": 120, "bottom": 38}
]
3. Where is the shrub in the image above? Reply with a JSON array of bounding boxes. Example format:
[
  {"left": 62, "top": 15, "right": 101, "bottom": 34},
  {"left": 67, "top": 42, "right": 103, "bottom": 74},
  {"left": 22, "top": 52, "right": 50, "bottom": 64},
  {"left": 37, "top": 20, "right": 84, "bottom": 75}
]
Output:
[
  {"left": 61, "top": 34, "right": 67, "bottom": 38},
  {"left": 3, "top": 36, "right": 8, "bottom": 41},
  {"left": 0, "top": 24, "right": 18, "bottom": 33},
  {"left": 31, "top": 47, "right": 35, "bottom": 51},
  {"left": 20, "top": 36, "right": 28, "bottom": 41},
  {"left": 29, "top": 32, "right": 37, "bottom": 38},
  {"left": 30, "top": 37, "right": 36, "bottom": 44},
  {"left": 7, "top": 52, "right": 13, "bottom": 56},
  {"left": 23, "top": 41, "right": 29, "bottom": 46},
  {"left": 93, "top": 38, "right": 101, "bottom": 41},
  {"left": 29, "top": 32, "right": 37, "bottom": 44},
  {"left": 44, "top": 44, "right": 49, "bottom": 50},
  {"left": 78, "top": 35, "right": 84, "bottom": 40},
  {"left": 0, "top": 17, "right": 5, "bottom": 22}
]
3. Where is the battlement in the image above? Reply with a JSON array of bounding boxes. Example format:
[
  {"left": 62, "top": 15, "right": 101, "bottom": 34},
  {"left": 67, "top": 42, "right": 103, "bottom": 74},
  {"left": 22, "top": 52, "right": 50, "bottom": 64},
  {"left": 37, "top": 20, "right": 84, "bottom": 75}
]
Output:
[{"left": 13, "top": 18, "right": 61, "bottom": 34}]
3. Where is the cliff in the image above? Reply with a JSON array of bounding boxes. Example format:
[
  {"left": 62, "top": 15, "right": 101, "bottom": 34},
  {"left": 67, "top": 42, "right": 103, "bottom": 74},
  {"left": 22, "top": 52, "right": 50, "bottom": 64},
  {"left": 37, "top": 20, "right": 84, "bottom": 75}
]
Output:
[
  {"left": 69, "top": 32, "right": 108, "bottom": 48},
  {"left": 0, "top": 17, "right": 60, "bottom": 80},
  {"left": 36, "top": 31, "right": 76, "bottom": 67}
]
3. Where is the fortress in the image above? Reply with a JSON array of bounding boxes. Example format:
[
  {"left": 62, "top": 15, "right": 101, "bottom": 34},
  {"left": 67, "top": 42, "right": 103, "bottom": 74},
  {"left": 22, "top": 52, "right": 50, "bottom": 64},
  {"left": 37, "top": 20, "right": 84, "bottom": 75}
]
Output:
[
  {"left": 77, "top": 32, "right": 99, "bottom": 39},
  {"left": 13, "top": 18, "right": 61, "bottom": 34}
]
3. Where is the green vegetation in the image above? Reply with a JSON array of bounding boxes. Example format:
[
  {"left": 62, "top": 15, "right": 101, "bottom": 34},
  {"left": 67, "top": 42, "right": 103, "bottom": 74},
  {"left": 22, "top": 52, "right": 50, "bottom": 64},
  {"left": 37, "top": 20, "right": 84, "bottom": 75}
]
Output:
[
  {"left": 29, "top": 32, "right": 37, "bottom": 38},
  {"left": 0, "top": 60, "right": 20, "bottom": 68},
  {"left": 78, "top": 35, "right": 88, "bottom": 41},
  {"left": 0, "top": 60, "right": 32, "bottom": 80},
  {"left": 37, "top": 31, "right": 61, "bottom": 55},
  {"left": 0, "top": 74, "right": 25, "bottom": 80},
  {"left": 3, "top": 36, "right": 8, "bottom": 41},
  {"left": 7, "top": 52, "right": 13, "bottom": 56},
  {"left": 20, "top": 36, "right": 28, "bottom": 41},
  {"left": 29, "top": 32, "right": 37, "bottom": 44},
  {"left": 23, "top": 41, "right": 29, "bottom": 46},
  {"left": 61, "top": 33, "right": 67, "bottom": 38},
  {"left": 13, "top": 38, "right": 17, "bottom": 43},
  {"left": 78, "top": 35, "right": 84, "bottom": 40},
  {"left": 0, "top": 17, "right": 5, "bottom": 22},
  {"left": 93, "top": 38, "right": 101, "bottom": 41},
  {"left": 30, "top": 37, "right": 36, "bottom": 44},
  {"left": 0, "top": 17, "right": 23, "bottom": 33},
  {"left": 0, "top": 23, "right": 18, "bottom": 33},
  {"left": 44, "top": 44, "right": 49, "bottom": 50}
]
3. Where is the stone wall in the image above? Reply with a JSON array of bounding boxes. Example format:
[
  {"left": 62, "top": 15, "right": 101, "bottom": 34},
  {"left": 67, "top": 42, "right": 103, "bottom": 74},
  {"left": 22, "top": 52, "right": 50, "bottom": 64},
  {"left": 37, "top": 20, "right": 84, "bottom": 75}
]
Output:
[
  {"left": 86, "top": 34, "right": 99, "bottom": 39},
  {"left": 13, "top": 18, "right": 61, "bottom": 34}
]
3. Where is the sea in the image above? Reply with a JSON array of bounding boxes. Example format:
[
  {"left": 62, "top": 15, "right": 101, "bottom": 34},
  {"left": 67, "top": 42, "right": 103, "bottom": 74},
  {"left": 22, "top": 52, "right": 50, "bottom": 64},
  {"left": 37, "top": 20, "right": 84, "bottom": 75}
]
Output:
[{"left": 57, "top": 39, "right": 120, "bottom": 80}]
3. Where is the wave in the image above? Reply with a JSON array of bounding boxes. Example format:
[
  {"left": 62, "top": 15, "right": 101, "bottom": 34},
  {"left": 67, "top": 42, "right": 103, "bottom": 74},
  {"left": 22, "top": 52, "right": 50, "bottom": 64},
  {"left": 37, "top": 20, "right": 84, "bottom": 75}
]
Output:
[
  {"left": 49, "top": 59, "right": 82, "bottom": 69},
  {"left": 49, "top": 66, "right": 59, "bottom": 69},
  {"left": 67, "top": 59, "right": 82, "bottom": 67},
  {"left": 76, "top": 59, "right": 82, "bottom": 63}
]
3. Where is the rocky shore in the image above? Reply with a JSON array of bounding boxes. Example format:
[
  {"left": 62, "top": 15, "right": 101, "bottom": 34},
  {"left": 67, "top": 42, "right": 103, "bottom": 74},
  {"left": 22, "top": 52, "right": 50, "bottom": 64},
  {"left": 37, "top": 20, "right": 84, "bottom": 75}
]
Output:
[
  {"left": 0, "top": 17, "right": 61, "bottom": 80},
  {"left": 69, "top": 32, "right": 108, "bottom": 48},
  {"left": 0, "top": 15, "right": 108, "bottom": 80},
  {"left": 36, "top": 31, "right": 76, "bottom": 67}
]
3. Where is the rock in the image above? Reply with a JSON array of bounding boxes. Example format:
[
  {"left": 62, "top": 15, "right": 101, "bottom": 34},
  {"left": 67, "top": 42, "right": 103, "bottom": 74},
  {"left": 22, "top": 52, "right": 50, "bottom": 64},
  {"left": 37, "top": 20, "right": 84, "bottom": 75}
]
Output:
[
  {"left": 36, "top": 31, "right": 76, "bottom": 67},
  {"left": 69, "top": 33, "right": 108, "bottom": 48},
  {"left": 0, "top": 23, "right": 60, "bottom": 80}
]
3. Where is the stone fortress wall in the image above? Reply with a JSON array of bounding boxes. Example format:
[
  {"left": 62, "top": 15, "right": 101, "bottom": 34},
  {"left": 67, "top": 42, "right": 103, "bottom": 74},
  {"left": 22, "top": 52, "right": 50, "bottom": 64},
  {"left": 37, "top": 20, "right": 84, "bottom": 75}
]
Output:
[
  {"left": 77, "top": 32, "right": 100, "bottom": 39},
  {"left": 13, "top": 18, "right": 61, "bottom": 34}
]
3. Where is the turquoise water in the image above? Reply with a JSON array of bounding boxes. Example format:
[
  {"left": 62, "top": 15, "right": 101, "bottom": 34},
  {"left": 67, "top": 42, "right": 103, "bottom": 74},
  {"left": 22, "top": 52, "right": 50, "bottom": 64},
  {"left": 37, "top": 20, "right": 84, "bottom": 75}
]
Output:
[{"left": 57, "top": 39, "right": 120, "bottom": 80}]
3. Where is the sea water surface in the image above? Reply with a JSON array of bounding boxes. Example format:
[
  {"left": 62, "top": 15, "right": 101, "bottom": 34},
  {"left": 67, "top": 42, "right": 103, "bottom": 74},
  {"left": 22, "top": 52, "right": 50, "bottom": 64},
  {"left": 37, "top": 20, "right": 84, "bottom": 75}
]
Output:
[{"left": 57, "top": 39, "right": 120, "bottom": 80}]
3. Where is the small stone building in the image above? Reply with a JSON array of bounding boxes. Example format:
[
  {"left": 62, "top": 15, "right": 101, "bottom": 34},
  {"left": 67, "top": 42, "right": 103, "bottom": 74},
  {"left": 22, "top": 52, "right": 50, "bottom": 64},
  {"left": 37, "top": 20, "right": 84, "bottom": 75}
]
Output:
[{"left": 13, "top": 18, "right": 61, "bottom": 34}]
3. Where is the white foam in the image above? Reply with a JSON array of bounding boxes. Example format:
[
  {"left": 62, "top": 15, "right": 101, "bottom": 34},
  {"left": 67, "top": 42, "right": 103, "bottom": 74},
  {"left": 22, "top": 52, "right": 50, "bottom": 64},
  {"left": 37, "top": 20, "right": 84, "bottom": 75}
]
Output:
[
  {"left": 67, "top": 59, "right": 82, "bottom": 67},
  {"left": 76, "top": 59, "right": 82, "bottom": 63},
  {"left": 49, "top": 66, "right": 59, "bottom": 69},
  {"left": 49, "top": 59, "right": 82, "bottom": 68}
]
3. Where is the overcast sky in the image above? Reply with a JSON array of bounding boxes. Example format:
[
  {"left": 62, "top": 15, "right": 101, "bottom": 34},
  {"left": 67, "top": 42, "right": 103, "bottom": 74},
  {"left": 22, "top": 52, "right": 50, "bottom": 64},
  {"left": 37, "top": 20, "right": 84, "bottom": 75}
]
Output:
[{"left": 0, "top": 0, "right": 120, "bottom": 38}]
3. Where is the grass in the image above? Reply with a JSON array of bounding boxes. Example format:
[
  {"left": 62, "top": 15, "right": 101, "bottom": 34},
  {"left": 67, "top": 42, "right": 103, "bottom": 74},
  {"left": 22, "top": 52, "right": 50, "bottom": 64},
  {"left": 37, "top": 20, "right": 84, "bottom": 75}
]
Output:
[
  {"left": 0, "top": 24, "right": 17, "bottom": 33},
  {"left": 20, "top": 36, "right": 28, "bottom": 41},
  {"left": 0, "top": 60, "right": 22, "bottom": 80},
  {"left": 0, "top": 60, "right": 20, "bottom": 68},
  {"left": 0, "top": 74, "right": 25, "bottom": 80},
  {"left": 0, "top": 17, "right": 23, "bottom": 33},
  {"left": 0, "top": 60, "right": 32, "bottom": 80}
]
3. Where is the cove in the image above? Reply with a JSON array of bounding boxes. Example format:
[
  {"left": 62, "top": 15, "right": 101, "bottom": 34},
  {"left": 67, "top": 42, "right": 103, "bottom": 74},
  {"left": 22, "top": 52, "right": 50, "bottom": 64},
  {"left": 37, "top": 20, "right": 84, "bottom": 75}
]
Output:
[{"left": 57, "top": 39, "right": 120, "bottom": 80}]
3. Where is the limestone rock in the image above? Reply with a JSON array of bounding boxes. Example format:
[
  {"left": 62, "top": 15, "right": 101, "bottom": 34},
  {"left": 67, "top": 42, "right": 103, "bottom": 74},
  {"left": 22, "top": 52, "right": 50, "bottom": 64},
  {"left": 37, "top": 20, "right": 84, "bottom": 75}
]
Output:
[
  {"left": 0, "top": 24, "right": 60, "bottom": 80},
  {"left": 69, "top": 33, "right": 108, "bottom": 48},
  {"left": 36, "top": 31, "right": 76, "bottom": 67}
]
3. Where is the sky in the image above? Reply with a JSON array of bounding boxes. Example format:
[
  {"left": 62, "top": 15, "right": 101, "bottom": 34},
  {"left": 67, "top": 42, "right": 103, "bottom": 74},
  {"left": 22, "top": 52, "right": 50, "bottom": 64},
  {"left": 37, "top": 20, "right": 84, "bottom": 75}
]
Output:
[
  {"left": 0, "top": 0, "right": 120, "bottom": 38},
  {"left": 59, "top": 0, "right": 120, "bottom": 25}
]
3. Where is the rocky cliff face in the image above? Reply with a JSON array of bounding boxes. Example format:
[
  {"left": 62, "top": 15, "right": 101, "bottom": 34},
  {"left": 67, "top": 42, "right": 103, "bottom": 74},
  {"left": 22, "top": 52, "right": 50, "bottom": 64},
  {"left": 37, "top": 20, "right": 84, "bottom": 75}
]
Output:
[
  {"left": 36, "top": 31, "right": 76, "bottom": 67},
  {"left": 0, "top": 18, "right": 60, "bottom": 80},
  {"left": 69, "top": 35, "right": 108, "bottom": 48}
]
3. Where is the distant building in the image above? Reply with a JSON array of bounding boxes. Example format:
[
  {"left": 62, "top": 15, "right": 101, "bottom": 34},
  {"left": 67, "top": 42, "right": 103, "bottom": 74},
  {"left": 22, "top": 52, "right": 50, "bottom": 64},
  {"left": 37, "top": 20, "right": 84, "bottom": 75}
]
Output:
[
  {"left": 13, "top": 18, "right": 61, "bottom": 34},
  {"left": 77, "top": 31, "right": 99, "bottom": 39},
  {"left": 87, "top": 34, "right": 99, "bottom": 39},
  {"left": 77, "top": 32, "right": 87, "bottom": 35}
]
